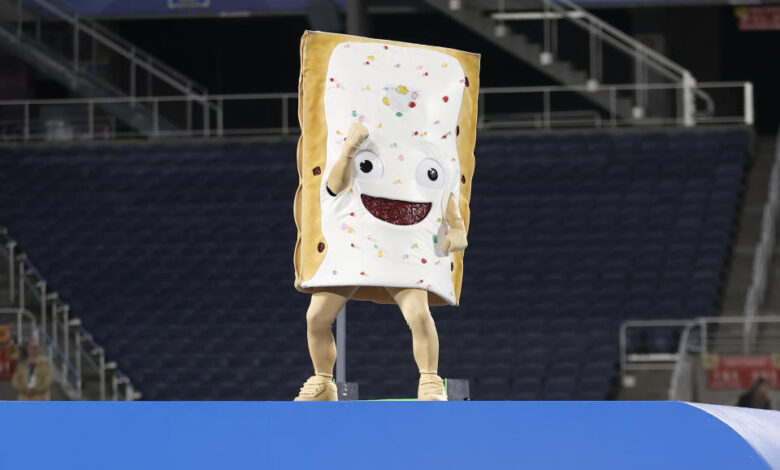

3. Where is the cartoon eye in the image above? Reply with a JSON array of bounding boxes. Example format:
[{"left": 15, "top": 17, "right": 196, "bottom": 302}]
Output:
[
  {"left": 353, "top": 151, "right": 383, "bottom": 180},
  {"left": 415, "top": 159, "right": 444, "bottom": 189}
]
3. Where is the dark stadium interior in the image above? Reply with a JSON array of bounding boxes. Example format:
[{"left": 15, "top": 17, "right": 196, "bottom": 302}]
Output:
[
  {"left": 0, "top": 129, "right": 749, "bottom": 399},
  {"left": 0, "top": 0, "right": 777, "bottom": 406}
]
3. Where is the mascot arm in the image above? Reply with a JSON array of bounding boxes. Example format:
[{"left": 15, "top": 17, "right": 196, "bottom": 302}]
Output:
[
  {"left": 326, "top": 122, "right": 369, "bottom": 195},
  {"left": 443, "top": 193, "right": 468, "bottom": 253}
]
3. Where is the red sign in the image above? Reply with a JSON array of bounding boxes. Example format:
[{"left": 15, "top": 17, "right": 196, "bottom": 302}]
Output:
[
  {"left": 0, "top": 348, "right": 15, "bottom": 380},
  {"left": 706, "top": 355, "right": 780, "bottom": 389},
  {"left": 736, "top": 6, "right": 780, "bottom": 31}
]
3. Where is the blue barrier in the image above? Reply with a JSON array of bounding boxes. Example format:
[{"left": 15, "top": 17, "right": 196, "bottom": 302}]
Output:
[{"left": 1, "top": 401, "right": 778, "bottom": 469}]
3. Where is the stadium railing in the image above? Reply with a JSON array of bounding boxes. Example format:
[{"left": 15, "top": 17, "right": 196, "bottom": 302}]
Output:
[
  {"left": 0, "top": 307, "right": 37, "bottom": 349},
  {"left": 0, "top": 227, "right": 138, "bottom": 400},
  {"left": 620, "top": 316, "right": 780, "bottom": 401},
  {"left": 0, "top": 81, "right": 753, "bottom": 142}
]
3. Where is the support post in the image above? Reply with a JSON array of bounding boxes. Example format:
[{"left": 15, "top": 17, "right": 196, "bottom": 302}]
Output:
[
  {"left": 17, "top": 255, "right": 25, "bottom": 311},
  {"left": 682, "top": 71, "right": 696, "bottom": 127},
  {"left": 99, "top": 349, "right": 106, "bottom": 401},
  {"left": 7, "top": 241, "right": 15, "bottom": 304},
  {"left": 336, "top": 305, "right": 346, "bottom": 383},
  {"left": 75, "top": 325, "right": 82, "bottom": 399},
  {"left": 744, "top": 82, "right": 754, "bottom": 126},
  {"left": 73, "top": 15, "right": 80, "bottom": 72},
  {"left": 346, "top": 0, "right": 368, "bottom": 36}
]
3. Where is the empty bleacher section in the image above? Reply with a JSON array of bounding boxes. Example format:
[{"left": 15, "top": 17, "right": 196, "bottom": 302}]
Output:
[{"left": 0, "top": 128, "right": 749, "bottom": 400}]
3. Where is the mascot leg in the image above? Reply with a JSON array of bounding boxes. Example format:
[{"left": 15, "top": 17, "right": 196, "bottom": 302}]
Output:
[
  {"left": 294, "top": 286, "right": 357, "bottom": 401},
  {"left": 387, "top": 287, "right": 447, "bottom": 401}
]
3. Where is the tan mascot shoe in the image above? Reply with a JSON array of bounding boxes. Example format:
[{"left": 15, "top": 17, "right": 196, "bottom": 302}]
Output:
[
  {"left": 418, "top": 374, "right": 447, "bottom": 401},
  {"left": 294, "top": 375, "right": 337, "bottom": 401}
]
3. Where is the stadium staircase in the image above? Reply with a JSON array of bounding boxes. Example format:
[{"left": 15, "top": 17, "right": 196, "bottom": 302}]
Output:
[
  {"left": 423, "top": 0, "right": 704, "bottom": 124},
  {"left": 0, "top": 127, "right": 750, "bottom": 400},
  {"left": 0, "top": 0, "right": 210, "bottom": 137}
]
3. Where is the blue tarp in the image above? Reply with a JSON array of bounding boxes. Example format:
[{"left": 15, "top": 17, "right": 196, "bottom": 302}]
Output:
[{"left": 1, "top": 401, "right": 778, "bottom": 469}]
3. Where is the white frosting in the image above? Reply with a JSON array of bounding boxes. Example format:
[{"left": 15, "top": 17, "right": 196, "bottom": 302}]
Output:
[{"left": 301, "top": 41, "right": 466, "bottom": 305}]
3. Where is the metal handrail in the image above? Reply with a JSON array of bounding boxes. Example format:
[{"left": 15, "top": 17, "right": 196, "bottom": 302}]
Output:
[
  {"left": 743, "top": 127, "right": 780, "bottom": 350},
  {"left": 620, "top": 316, "right": 780, "bottom": 400},
  {"left": 494, "top": 0, "right": 707, "bottom": 124},
  {"left": 0, "top": 307, "right": 37, "bottom": 345},
  {"left": 0, "top": 81, "right": 753, "bottom": 142},
  {"left": 18, "top": 0, "right": 207, "bottom": 99},
  {"left": 0, "top": 228, "right": 137, "bottom": 400},
  {"left": 542, "top": 0, "right": 684, "bottom": 82}
]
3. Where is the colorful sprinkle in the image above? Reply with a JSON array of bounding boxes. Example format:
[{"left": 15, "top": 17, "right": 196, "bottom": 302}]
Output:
[
  {"left": 398, "top": 154, "right": 405, "bottom": 161},
  {"left": 367, "top": 55, "right": 375, "bottom": 61},
  {"left": 340, "top": 223, "right": 348, "bottom": 230},
  {"left": 412, "top": 243, "right": 419, "bottom": 248},
  {"left": 437, "top": 218, "right": 442, "bottom": 222},
  {"left": 336, "top": 130, "right": 341, "bottom": 135},
  {"left": 442, "top": 62, "right": 448, "bottom": 68},
  {"left": 397, "top": 85, "right": 408, "bottom": 95},
  {"left": 378, "top": 250, "right": 383, "bottom": 257},
  {"left": 394, "top": 179, "right": 402, "bottom": 184},
  {"left": 350, "top": 243, "right": 356, "bottom": 248},
  {"left": 384, "top": 45, "right": 389, "bottom": 50},
  {"left": 443, "top": 96, "right": 449, "bottom": 103},
  {"left": 382, "top": 97, "right": 390, "bottom": 106},
  {"left": 364, "top": 61, "right": 370, "bottom": 65},
  {"left": 403, "top": 254, "right": 409, "bottom": 259},
  {"left": 395, "top": 112, "right": 402, "bottom": 117},
  {"left": 390, "top": 143, "right": 398, "bottom": 148},
  {"left": 421, "top": 258, "right": 427, "bottom": 264},
  {"left": 433, "top": 120, "right": 440, "bottom": 125},
  {"left": 435, "top": 260, "right": 441, "bottom": 265},
  {"left": 432, "top": 235, "right": 438, "bottom": 244},
  {"left": 423, "top": 72, "right": 429, "bottom": 76},
  {"left": 347, "top": 227, "right": 354, "bottom": 233},
  {"left": 358, "top": 115, "right": 365, "bottom": 123},
  {"left": 361, "top": 271, "right": 366, "bottom": 276},
  {"left": 394, "top": 63, "right": 401, "bottom": 68},
  {"left": 351, "top": 110, "right": 357, "bottom": 117},
  {"left": 408, "top": 102, "right": 416, "bottom": 108},
  {"left": 350, "top": 212, "right": 355, "bottom": 216},
  {"left": 411, "top": 92, "right": 419, "bottom": 100},
  {"left": 332, "top": 270, "right": 338, "bottom": 275}
]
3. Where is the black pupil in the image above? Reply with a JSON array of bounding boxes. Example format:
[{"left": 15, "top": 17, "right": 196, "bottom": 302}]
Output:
[
  {"left": 360, "top": 160, "right": 373, "bottom": 173},
  {"left": 427, "top": 168, "right": 438, "bottom": 181}
]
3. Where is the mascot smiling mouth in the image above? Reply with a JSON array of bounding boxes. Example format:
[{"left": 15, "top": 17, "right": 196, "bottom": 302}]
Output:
[{"left": 361, "top": 194, "right": 432, "bottom": 226}]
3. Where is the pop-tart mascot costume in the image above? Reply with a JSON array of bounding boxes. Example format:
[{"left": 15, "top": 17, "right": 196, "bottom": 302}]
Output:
[{"left": 294, "top": 31, "right": 479, "bottom": 401}]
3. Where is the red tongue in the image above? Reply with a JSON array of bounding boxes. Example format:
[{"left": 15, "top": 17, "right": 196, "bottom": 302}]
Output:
[{"left": 360, "top": 194, "right": 432, "bottom": 226}]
